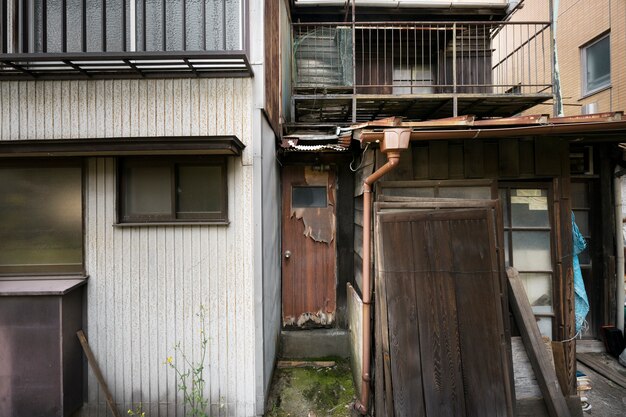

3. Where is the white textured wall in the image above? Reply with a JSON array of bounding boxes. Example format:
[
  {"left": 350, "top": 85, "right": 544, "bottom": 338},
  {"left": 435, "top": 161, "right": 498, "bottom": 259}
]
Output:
[
  {"left": 0, "top": 78, "right": 253, "bottom": 166},
  {"left": 0, "top": 78, "right": 258, "bottom": 416},
  {"left": 83, "top": 158, "right": 255, "bottom": 417}
]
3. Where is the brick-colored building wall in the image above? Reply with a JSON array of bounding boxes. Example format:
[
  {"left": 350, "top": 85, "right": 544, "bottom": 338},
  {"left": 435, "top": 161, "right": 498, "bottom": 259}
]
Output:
[{"left": 512, "top": 0, "right": 625, "bottom": 116}]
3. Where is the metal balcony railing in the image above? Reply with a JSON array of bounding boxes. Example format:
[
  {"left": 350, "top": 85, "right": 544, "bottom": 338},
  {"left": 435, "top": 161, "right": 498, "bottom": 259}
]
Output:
[
  {"left": 293, "top": 21, "right": 553, "bottom": 97},
  {"left": 0, "top": 0, "right": 250, "bottom": 79}
]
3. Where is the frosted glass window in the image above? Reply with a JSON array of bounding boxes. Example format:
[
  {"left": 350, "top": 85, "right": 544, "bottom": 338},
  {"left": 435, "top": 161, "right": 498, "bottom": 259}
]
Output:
[
  {"left": 536, "top": 316, "right": 553, "bottom": 338},
  {"left": 511, "top": 231, "right": 552, "bottom": 271},
  {"left": 511, "top": 189, "right": 549, "bottom": 228},
  {"left": 571, "top": 182, "right": 589, "bottom": 208},
  {"left": 583, "top": 34, "right": 610, "bottom": 94},
  {"left": 519, "top": 272, "right": 552, "bottom": 307},
  {"left": 0, "top": 164, "right": 83, "bottom": 274},
  {"left": 292, "top": 186, "right": 327, "bottom": 208}
]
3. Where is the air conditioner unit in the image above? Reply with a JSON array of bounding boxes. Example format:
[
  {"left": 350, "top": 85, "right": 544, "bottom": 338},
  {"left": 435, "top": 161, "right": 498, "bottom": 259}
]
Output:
[{"left": 581, "top": 102, "right": 598, "bottom": 115}]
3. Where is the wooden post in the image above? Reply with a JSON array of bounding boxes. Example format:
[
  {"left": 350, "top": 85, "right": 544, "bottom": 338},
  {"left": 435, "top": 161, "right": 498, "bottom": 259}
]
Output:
[{"left": 77, "top": 330, "right": 121, "bottom": 417}]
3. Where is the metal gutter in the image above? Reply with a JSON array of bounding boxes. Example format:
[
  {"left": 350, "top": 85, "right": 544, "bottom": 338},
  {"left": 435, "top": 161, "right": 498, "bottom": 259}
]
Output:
[
  {"left": 357, "top": 120, "right": 626, "bottom": 142},
  {"left": 294, "top": 1, "right": 509, "bottom": 9}
]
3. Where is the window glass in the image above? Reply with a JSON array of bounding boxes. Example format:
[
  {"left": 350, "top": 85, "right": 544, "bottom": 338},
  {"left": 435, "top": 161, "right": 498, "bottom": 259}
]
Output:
[
  {"left": 121, "top": 158, "right": 227, "bottom": 223},
  {"left": 292, "top": 186, "right": 327, "bottom": 208},
  {"left": 519, "top": 272, "right": 552, "bottom": 307},
  {"left": 510, "top": 189, "right": 549, "bottom": 228},
  {"left": 124, "top": 164, "right": 172, "bottom": 218},
  {"left": 177, "top": 165, "right": 223, "bottom": 217},
  {"left": 511, "top": 231, "right": 552, "bottom": 271},
  {"left": 584, "top": 35, "right": 610, "bottom": 93},
  {"left": 0, "top": 165, "right": 83, "bottom": 274}
]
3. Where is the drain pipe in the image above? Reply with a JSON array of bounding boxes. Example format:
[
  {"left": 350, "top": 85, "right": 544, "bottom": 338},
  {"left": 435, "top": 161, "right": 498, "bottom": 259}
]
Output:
[
  {"left": 354, "top": 128, "right": 411, "bottom": 415},
  {"left": 615, "top": 166, "right": 625, "bottom": 333}
]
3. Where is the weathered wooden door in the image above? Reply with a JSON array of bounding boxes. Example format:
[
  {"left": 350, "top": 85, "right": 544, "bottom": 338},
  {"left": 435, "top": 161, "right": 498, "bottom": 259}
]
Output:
[
  {"left": 282, "top": 165, "right": 337, "bottom": 328},
  {"left": 374, "top": 203, "right": 514, "bottom": 417}
]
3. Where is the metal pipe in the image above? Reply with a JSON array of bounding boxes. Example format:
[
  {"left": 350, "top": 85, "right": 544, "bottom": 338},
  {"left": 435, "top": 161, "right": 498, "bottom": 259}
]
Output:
[
  {"left": 354, "top": 149, "right": 402, "bottom": 415},
  {"left": 615, "top": 165, "right": 625, "bottom": 333},
  {"left": 294, "top": 1, "right": 508, "bottom": 9}
]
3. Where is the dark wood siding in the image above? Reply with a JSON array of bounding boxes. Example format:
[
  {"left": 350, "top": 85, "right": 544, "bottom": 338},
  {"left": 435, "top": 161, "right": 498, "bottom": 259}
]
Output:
[
  {"left": 374, "top": 205, "right": 513, "bottom": 417},
  {"left": 264, "top": 0, "right": 280, "bottom": 132}
]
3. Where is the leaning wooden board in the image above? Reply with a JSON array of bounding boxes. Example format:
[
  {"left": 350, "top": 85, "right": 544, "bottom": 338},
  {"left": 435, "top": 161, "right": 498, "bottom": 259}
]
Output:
[{"left": 374, "top": 200, "right": 514, "bottom": 417}]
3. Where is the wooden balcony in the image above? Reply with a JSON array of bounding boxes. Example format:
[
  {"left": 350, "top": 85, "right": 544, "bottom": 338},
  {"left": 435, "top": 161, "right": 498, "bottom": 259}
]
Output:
[{"left": 292, "top": 21, "right": 553, "bottom": 123}]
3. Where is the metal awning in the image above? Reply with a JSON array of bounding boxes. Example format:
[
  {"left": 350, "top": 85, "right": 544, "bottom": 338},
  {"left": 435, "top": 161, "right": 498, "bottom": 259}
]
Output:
[
  {"left": 0, "top": 51, "right": 252, "bottom": 80},
  {"left": 0, "top": 136, "right": 246, "bottom": 157}
]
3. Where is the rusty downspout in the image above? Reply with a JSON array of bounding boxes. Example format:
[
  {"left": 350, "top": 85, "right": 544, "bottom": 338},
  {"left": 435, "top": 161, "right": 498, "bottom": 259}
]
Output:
[{"left": 354, "top": 128, "right": 410, "bottom": 415}]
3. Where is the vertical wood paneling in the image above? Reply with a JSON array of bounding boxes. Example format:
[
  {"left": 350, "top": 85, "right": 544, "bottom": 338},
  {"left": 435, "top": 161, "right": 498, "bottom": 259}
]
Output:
[{"left": 82, "top": 158, "right": 255, "bottom": 417}]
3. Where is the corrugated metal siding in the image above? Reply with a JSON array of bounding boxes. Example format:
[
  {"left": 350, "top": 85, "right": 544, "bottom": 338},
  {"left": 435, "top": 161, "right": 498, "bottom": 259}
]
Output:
[
  {"left": 82, "top": 157, "right": 255, "bottom": 417},
  {"left": 0, "top": 78, "right": 256, "bottom": 416}
]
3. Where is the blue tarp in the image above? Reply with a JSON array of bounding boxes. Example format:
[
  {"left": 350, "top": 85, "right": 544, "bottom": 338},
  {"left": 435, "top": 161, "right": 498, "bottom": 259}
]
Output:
[{"left": 573, "top": 213, "right": 589, "bottom": 333}]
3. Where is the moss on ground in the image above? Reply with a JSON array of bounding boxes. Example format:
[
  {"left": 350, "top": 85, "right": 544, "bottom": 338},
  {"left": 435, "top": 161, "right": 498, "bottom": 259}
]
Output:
[{"left": 265, "top": 359, "right": 356, "bottom": 417}]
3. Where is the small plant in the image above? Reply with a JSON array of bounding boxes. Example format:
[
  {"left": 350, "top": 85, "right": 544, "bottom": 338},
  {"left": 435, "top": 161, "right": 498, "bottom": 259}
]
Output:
[
  {"left": 127, "top": 403, "right": 145, "bottom": 417},
  {"left": 165, "top": 305, "right": 210, "bottom": 417}
]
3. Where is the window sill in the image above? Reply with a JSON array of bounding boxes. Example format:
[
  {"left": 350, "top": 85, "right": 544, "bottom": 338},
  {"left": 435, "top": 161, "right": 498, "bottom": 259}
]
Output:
[
  {"left": 113, "top": 221, "right": 230, "bottom": 227},
  {"left": 579, "top": 84, "right": 611, "bottom": 100}
]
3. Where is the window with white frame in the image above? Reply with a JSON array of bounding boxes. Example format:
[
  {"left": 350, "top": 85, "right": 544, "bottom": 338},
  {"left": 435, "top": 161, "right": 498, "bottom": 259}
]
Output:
[{"left": 582, "top": 34, "right": 611, "bottom": 96}]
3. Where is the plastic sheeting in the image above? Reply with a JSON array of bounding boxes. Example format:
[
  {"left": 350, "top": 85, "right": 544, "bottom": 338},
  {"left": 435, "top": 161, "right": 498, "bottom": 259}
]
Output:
[{"left": 573, "top": 213, "right": 589, "bottom": 333}]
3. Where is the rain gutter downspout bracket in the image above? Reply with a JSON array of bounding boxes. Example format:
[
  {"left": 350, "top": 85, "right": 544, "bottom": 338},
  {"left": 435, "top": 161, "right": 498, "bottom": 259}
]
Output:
[{"left": 354, "top": 128, "right": 411, "bottom": 415}]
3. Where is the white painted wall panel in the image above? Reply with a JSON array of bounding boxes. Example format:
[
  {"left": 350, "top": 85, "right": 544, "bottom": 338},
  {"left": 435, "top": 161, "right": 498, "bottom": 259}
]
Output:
[
  {"left": 0, "top": 77, "right": 258, "bottom": 415},
  {"left": 0, "top": 79, "right": 252, "bottom": 165},
  {"left": 81, "top": 157, "right": 255, "bottom": 417}
]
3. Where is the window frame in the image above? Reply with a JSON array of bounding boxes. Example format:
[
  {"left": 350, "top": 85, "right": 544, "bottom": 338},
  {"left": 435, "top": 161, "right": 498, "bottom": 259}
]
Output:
[
  {"left": 117, "top": 156, "right": 228, "bottom": 225},
  {"left": 581, "top": 33, "right": 611, "bottom": 97},
  {"left": 499, "top": 182, "right": 556, "bottom": 339},
  {"left": 0, "top": 158, "right": 85, "bottom": 278}
]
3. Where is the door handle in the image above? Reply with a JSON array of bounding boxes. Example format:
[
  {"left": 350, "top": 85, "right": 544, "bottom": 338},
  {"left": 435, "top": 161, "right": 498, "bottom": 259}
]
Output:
[{"left": 284, "top": 250, "right": 292, "bottom": 259}]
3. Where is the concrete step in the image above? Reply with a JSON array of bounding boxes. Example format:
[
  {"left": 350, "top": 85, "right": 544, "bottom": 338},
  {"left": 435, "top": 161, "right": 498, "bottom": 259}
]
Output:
[{"left": 279, "top": 328, "right": 350, "bottom": 359}]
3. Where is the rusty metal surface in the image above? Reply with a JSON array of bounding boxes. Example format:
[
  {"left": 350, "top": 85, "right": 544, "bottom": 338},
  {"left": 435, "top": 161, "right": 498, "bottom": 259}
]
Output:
[
  {"left": 282, "top": 165, "right": 337, "bottom": 328},
  {"left": 0, "top": 287, "right": 84, "bottom": 417}
]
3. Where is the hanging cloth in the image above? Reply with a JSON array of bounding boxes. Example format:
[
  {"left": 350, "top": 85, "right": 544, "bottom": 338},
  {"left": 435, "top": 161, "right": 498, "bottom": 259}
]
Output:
[{"left": 573, "top": 212, "right": 589, "bottom": 333}]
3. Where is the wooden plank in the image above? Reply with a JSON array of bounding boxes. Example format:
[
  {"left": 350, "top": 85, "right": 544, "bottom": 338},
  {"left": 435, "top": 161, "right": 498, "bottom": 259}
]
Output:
[
  {"left": 577, "top": 353, "right": 626, "bottom": 389},
  {"left": 519, "top": 139, "right": 535, "bottom": 176},
  {"left": 499, "top": 139, "right": 520, "bottom": 178},
  {"left": 506, "top": 267, "right": 572, "bottom": 417},
  {"left": 464, "top": 140, "right": 484, "bottom": 179},
  {"left": 380, "top": 219, "right": 426, "bottom": 416},
  {"left": 449, "top": 142, "right": 464, "bottom": 179},
  {"left": 534, "top": 139, "right": 561, "bottom": 176},
  {"left": 412, "top": 144, "right": 429, "bottom": 179},
  {"left": 484, "top": 141, "right": 499, "bottom": 178},
  {"left": 428, "top": 141, "right": 449, "bottom": 179},
  {"left": 77, "top": 330, "right": 122, "bottom": 417}
]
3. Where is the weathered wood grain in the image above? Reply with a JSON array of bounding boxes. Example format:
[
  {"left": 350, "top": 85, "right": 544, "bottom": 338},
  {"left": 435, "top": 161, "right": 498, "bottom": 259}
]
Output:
[{"left": 507, "top": 267, "right": 571, "bottom": 417}]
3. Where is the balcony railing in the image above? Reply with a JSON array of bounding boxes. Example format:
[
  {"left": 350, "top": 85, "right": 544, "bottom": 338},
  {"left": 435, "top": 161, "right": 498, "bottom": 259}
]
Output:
[
  {"left": 0, "top": 0, "right": 250, "bottom": 79},
  {"left": 293, "top": 21, "right": 552, "bottom": 97}
]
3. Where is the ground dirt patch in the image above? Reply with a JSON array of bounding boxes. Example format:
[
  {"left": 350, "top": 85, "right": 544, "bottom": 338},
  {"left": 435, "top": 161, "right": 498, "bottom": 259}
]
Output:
[{"left": 265, "top": 359, "right": 358, "bottom": 417}]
